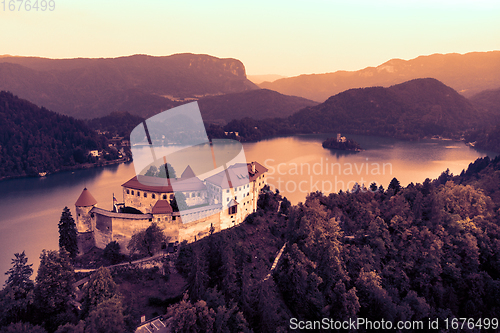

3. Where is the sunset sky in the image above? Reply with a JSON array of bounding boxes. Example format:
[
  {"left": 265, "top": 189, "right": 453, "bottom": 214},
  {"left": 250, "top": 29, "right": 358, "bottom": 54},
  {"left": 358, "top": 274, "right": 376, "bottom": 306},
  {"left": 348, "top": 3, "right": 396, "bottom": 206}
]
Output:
[{"left": 1, "top": 0, "right": 499, "bottom": 76}]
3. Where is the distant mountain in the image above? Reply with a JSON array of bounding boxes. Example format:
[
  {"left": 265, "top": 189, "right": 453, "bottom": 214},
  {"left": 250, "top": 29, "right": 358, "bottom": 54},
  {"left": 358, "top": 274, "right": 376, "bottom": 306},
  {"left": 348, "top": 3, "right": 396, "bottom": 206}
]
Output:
[
  {"left": 247, "top": 74, "right": 287, "bottom": 84},
  {"left": 260, "top": 51, "right": 500, "bottom": 102},
  {"left": 469, "top": 87, "right": 500, "bottom": 116},
  {"left": 0, "top": 91, "right": 116, "bottom": 179},
  {"left": 0, "top": 54, "right": 258, "bottom": 119},
  {"left": 216, "top": 78, "right": 486, "bottom": 142},
  {"left": 197, "top": 89, "right": 318, "bottom": 124}
]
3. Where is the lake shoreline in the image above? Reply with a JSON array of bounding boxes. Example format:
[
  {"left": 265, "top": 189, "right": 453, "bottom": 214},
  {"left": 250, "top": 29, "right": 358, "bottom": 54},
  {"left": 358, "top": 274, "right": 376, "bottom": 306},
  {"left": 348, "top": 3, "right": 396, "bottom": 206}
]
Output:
[{"left": 0, "top": 156, "right": 132, "bottom": 182}]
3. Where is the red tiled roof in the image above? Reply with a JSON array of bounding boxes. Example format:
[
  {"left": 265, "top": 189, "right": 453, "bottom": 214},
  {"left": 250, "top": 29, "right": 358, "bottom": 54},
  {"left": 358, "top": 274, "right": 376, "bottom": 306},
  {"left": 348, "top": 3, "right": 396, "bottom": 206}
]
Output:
[
  {"left": 122, "top": 176, "right": 173, "bottom": 192},
  {"left": 121, "top": 175, "right": 205, "bottom": 192},
  {"left": 248, "top": 161, "right": 268, "bottom": 182},
  {"left": 152, "top": 200, "right": 173, "bottom": 214},
  {"left": 75, "top": 188, "right": 97, "bottom": 207}
]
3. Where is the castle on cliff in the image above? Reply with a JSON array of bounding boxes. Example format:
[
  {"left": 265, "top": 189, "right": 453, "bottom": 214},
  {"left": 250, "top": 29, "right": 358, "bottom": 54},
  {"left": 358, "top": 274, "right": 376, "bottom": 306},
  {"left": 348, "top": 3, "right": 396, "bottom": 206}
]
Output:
[{"left": 75, "top": 161, "right": 268, "bottom": 254}]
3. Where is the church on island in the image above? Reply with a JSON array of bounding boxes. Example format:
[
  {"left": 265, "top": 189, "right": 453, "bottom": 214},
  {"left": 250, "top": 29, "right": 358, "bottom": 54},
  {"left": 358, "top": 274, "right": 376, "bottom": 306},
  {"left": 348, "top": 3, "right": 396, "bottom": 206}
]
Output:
[{"left": 75, "top": 161, "right": 268, "bottom": 254}]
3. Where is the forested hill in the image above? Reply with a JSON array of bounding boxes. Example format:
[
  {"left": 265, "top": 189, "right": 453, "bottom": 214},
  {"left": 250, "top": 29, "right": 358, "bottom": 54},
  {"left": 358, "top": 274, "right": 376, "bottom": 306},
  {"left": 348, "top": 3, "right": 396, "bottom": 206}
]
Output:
[
  {"left": 167, "top": 155, "right": 500, "bottom": 332},
  {"left": 212, "top": 78, "right": 487, "bottom": 141},
  {"left": 288, "top": 78, "right": 483, "bottom": 139},
  {"left": 197, "top": 88, "right": 318, "bottom": 124},
  {"left": 465, "top": 88, "right": 500, "bottom": 153},
  {"left": 0, "top": 91, "right": 111, "bottom": 179},
  {"left": 0, "top": 54, "right": 258, "bottom": 119}
]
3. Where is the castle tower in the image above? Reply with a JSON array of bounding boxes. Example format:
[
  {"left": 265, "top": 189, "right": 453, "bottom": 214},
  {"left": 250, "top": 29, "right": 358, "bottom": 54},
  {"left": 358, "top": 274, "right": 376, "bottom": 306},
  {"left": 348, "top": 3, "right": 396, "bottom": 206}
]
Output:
[{"left": 75, "top": 188, "right": 97, "bottom": 233}]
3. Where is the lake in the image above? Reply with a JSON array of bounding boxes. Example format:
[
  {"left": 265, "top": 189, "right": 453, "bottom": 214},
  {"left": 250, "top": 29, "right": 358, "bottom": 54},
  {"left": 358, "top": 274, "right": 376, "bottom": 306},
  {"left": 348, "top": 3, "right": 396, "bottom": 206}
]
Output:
[{"left": 0, "top": 134, "right": 494, "bottom": 285}]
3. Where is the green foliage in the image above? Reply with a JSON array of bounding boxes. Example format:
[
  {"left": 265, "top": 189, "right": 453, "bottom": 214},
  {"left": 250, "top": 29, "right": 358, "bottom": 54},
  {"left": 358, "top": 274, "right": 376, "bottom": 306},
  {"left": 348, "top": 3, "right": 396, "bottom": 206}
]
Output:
[
  {"left": 4, "top": 251, "right": 33, "bottom": 290},
  {"left": 0, "top": 91, "right": 111, "bottom": 179},
  {"left": 58, "top": 207, "right": 78, "bottom": 259},
  {"left": 54, "top": 321, "right": 85, "bottom": 333},
  {"left": 167, "top": 296, "right": 216, "bottom": 333},
  {"left": 127, "top": 223, "right": 168, "bottom": 257},
  {"left": 34, "top": 249, "right": 75, "bottom": 331},
  {"left": 84, "top": 297, "right": 126, "bottom": 333},
  {"left": 0, "top": 252, "right": 35, "bottom": 326},
  {"left": 81, "top": 267, "right": 119, "bottom": 318},
  {"left": 103, "top": 241, "right": 121, "bottom": 265},
  {"left": 144, "top": 163, "right": 177, "bottom": 179},
  {"left": 87, "top": 112, "right": 144, "bottom": 138},
  {"left": 187, "top": 251, "right": 209, "bottom": 302},
  {"left": 0, "top": 322, "right": 47, "bottom": 333}
]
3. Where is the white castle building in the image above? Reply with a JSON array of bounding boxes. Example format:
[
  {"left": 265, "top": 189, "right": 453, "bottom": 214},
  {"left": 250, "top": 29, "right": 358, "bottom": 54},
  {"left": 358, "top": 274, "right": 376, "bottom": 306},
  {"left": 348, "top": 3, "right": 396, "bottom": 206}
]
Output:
[{"left": 75, "top": 161, "right": 268, "bottom": 254}]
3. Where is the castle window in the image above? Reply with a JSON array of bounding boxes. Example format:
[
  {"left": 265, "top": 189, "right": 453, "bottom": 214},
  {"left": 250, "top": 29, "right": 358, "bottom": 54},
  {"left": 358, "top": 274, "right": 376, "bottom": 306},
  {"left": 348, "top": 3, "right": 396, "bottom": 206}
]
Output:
[
  {"left": 149, "top": 218, "right": 152, "bottom": 222},
  {"left": 172, "top": 216, "right": 176, "bottom": 221},
  {"left": 158, "top": 218, "right": 161, "bottom": 222},
  {"left": 137, "top": 191, "right": 140, "bottom": 196},
  {"left": 127, "top": 189, "right": 130, "bottom": 194},
  {"left": 170, "top": 194, "right": 174, "bottom": 200},
  {"left": 229, "top": 205, "right": 237, "bottom": 215},
  {"left": 144, "top": 192, "right": 147, "bottom": 198},
  {"left": 226, "top": 189, "right": 229, "bottom": 193},
  {"left": 197, "top": 192, "right": 200, "bottom": 197},
  {"left": 227, "top": 198, "right": 229, "bottom": 202},
  {"left": 165, "top": 217, "right": 168, "bottom": 221},
  {"left": 152, "top": 194, "right": 156, "bottom": 199},
  {"left": 131, "top": 190, "right": 134, "bottom": 195},
  {"left": 163, "top": 194, "right": 167, "bottom": 200}
]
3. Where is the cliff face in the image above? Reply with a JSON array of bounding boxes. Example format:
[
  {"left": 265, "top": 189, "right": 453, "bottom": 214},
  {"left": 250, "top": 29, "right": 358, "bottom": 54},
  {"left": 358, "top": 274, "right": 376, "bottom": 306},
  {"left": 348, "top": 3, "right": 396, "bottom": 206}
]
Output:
[{"left": 0, "top": 53, "right": 258, "bottom": 119}]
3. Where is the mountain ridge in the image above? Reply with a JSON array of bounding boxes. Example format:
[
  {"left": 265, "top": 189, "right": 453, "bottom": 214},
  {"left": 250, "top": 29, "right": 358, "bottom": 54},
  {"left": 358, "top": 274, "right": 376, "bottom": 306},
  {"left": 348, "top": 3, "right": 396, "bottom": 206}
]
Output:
[
  {"left": 260, "top": 51, "right": 500, "bottom": 102},
  {"left": 0, "top": 53, "right": 259, "bottom": 119}
]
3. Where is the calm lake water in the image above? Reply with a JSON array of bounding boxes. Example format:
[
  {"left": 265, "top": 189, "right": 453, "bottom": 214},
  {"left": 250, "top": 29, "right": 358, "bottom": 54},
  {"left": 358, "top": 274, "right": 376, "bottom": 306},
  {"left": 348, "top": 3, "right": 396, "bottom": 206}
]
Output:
[{"left": 0, "top": 134, "right": 495, "bottom": 285}]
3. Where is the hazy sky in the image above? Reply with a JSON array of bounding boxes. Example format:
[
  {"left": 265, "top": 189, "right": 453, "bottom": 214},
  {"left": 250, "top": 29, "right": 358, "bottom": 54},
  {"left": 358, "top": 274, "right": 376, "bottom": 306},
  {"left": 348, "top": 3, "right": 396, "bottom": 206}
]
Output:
[{"left": 1, "top": 0, "right": 499, "bottom": 76}]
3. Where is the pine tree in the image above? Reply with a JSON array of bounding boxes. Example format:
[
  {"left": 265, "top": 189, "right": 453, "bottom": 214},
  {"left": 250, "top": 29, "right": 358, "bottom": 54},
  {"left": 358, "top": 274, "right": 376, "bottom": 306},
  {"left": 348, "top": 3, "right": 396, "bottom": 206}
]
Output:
[
  {"left": 34, "top": 249, "right": 75, "bottom": 331},
  {"left": 5, "top": 251, "right": 34, "bottom": 289},
  {"left": 0, "top": 251, "right": 35, "bottom": 326},
  {"left": 58, "top": 207, "right": 78, "bottom": 259}
]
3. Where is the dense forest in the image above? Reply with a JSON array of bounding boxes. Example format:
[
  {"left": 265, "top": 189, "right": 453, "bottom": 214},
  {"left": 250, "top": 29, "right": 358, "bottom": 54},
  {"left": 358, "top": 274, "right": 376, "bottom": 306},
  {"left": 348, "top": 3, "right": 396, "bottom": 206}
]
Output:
[
  {"left": 166, "top": 155, "right": 500, "bottom": 332},
  {"left": 0, "top": 92, "right": 123, "bottom": 179},
  {"left": 86, "top": 112, "right": 145, "bottom": 139},
  {"left": 2, "top": 155, "right": 499, "bottom": 332}
]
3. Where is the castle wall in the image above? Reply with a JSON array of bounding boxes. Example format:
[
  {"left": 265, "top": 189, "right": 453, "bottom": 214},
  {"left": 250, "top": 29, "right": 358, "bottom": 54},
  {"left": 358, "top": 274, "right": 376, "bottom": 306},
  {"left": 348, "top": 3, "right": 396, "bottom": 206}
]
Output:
[
  {"left": 76, "top": 206, "right": 94, "bottom": 232},
  {"left": 77, "top": 231, "right": 95, "bottom": 254},
  {"left": 178, "top": 212, "right": 221, "bottom": 243},
  {"left": 123, "top": 187, "right": 173, "bottom": 213},
  {"left": 155, "top": 213, "right": 179, "bottom": 243},
  {"left": 110, "top": 215, "right": 153, "bottom": 253},
  {"left": 123, "top": 187, "right": 208, "bottom": 213},
  {"left": 94, "top": 214, "right": 113, "bottom": 249}
]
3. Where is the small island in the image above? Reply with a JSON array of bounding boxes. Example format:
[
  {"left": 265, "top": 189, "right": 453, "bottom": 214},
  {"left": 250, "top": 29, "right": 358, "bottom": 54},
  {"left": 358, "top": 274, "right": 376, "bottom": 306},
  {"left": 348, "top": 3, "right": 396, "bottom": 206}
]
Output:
[{"left": 322, "top": 133, "right": 362, "bottom": 151}]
